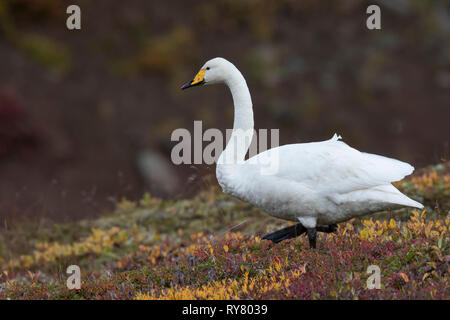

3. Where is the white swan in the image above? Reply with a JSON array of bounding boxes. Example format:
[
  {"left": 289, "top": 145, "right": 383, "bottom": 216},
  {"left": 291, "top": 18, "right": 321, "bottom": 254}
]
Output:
[{"left": 181, "top": 57, "right": 423, "bottom": 248}]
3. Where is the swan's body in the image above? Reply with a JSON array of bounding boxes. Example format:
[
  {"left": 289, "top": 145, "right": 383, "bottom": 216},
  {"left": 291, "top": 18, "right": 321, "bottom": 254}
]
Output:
[
  {"left": 217, "top": 134, "right": 422, "bottom": 227},
  {"left": 182, "top": 57, "right": 423, "bottom": 246}
]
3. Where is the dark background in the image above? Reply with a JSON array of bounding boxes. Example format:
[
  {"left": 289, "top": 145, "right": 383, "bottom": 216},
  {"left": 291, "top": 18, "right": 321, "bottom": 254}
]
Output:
[{"left": 0, "top": 0, "right": 448, "bottom": 222}]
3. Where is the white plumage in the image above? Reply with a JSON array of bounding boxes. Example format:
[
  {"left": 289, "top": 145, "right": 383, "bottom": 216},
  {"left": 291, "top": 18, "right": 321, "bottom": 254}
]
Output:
[
  {"left": 182, "top": 57, "right": 423, "bottom": 245},
  {"left": 219, "top": 133, "right": 422, "bottom": 228}
]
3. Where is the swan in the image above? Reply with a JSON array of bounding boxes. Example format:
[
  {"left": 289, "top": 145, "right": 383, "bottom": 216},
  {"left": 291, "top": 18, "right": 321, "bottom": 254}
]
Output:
[{"left": 181, "top": 57, "right": 423, "bottom": 248}]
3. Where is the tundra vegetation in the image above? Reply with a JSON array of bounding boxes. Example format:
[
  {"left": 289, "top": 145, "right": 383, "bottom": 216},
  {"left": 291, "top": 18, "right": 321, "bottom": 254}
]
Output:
[{"left": 0, "top": 163, "right": 448, "bottom": 299}]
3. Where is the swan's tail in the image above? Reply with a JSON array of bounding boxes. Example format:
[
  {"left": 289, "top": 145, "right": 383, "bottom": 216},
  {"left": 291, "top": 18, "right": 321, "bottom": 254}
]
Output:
[
  {"left": 374, "top": 184, "right": 424, "bottom": 209},
  {"left": 358, "top": 153, "right": 424, "bottom": 209},
  {"left": 393, "top": 192, "right": 424, "bottom": 209}
]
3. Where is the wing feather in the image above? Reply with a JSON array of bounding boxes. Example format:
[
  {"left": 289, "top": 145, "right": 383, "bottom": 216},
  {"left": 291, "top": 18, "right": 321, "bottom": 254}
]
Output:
[{"left": 250, "top": 135, "right": 414, "bottom": 195}]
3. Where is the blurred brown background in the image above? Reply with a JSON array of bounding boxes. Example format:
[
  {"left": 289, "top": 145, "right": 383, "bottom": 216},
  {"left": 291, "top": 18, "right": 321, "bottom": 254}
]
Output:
[{"left": 0, "top": 0, "right": 448, "bottom": 222}]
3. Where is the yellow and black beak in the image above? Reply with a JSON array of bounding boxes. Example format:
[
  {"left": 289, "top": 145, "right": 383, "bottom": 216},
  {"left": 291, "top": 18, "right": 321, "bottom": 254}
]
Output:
[{"left": 181, "top": 69, "right": 206, "bottom": 90}]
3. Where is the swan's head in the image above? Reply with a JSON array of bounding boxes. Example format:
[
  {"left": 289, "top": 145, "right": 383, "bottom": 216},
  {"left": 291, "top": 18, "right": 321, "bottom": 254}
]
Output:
[{"left": 181, "top": 57, "right": 235, "bottom": 90}]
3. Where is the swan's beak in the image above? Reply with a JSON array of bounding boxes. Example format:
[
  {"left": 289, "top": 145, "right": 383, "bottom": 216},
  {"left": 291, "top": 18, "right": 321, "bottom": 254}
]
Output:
[{"left": 181, "top": 69, "right": 205, "bottom": 90}]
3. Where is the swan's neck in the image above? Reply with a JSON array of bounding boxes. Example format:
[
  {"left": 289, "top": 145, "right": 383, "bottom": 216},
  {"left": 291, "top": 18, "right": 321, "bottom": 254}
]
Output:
[{"left": 217, "top": 68, "right": 254, "bottom": 181}]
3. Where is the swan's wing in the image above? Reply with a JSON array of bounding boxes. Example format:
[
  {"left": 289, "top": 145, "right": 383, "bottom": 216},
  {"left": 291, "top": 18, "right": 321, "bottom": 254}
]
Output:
[{"left": 248, "top": 134, "right": 414, "bottom": 195}]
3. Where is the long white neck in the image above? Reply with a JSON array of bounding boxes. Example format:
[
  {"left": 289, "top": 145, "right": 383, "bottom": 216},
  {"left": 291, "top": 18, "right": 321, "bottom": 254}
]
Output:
[{"left": 216, "top": 66, "right": 254, "bottom": 186}]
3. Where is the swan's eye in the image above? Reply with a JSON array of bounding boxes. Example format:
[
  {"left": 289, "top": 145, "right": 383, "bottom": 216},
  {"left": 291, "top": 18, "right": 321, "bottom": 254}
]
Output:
[{"left": 206, "top": 67, "right": 210, "bottom": 70}]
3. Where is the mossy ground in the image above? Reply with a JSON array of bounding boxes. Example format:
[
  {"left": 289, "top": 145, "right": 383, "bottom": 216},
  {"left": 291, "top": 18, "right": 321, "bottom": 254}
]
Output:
[{"left": 0, "top": 163, "right": 448, "bottom": 299}]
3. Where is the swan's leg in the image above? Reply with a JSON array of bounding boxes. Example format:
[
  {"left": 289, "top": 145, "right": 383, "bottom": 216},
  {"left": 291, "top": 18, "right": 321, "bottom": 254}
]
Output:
[
  {"left": 310, "top": 224, "right": 337, "bottom": 248},
  {"left": 262, "top": 223, "right": 306, "bottom": 243},
  {"left": 263, "top": 223, "right": 338, "bottom": 245},
  {"left": 306, "top": 228, "right": 317, "bottom": 249}
]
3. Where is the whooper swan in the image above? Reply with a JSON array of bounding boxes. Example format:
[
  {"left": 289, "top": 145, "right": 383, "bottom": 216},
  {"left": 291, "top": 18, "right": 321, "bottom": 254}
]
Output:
[{"left": 181, "top": 57, "right": 423, "bottom": 248}]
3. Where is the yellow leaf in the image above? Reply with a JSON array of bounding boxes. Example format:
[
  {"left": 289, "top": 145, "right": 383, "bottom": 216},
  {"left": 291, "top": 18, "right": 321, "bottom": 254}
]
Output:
[
  {"left": 388, "top": 219, "right": 396, "bottom": 229},
  {"left": 360, "top": 229, "right": 368, "bottom": 240},
  {"left": 399, "top": 272, "right": 409, "bottom": 282}
]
